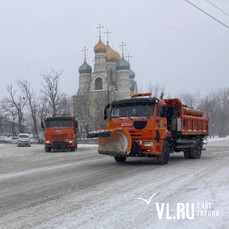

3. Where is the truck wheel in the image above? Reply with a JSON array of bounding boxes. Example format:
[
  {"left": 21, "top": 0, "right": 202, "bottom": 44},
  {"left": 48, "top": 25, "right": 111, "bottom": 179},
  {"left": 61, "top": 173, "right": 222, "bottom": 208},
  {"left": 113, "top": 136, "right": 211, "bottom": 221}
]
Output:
[
  {"left": 184, "top": 150, "right": 191, "bottom": 159},
  {"left": 157, "top": 140, "right": 170, "bottom": 165},
  {"left": 190, "top": 144, "right": 202, "bottom": 159},
  {"left": 70, "top": 147, "right": 76, "bottom": 152},
  {"left": 114, "top": 156, "right": 126, "bottom": 163},
  {"left": 45, "top": 147, "right": 51, "bottom": 152}
]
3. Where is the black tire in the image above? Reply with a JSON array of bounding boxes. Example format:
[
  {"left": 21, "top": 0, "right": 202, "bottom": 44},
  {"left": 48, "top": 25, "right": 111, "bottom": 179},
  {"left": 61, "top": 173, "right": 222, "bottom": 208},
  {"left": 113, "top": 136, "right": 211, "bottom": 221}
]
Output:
[
  {"left": 45, "top": 147, "right": 51, "bottom": 152},
  {"left": 184, "top": 150, "right": 191, "bottom": 159},
  {"left": 70, "top": 147, "right": 76, "bottom": 152},
  {"left": 114, "top": 156, "right": 126, "bottom": 163},
  {"left": 190, "top": 144, "right": 202, "bottom": 159},
  {"left": 157, "top": 140, "right": 170, "bottom": 165}
]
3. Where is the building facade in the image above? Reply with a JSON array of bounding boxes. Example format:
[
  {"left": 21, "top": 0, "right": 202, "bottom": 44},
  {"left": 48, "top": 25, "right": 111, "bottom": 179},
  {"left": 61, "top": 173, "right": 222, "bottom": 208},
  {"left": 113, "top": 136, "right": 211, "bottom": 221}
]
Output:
[{"left": 73, "top": 35, "right": 138, "bottom": 138}]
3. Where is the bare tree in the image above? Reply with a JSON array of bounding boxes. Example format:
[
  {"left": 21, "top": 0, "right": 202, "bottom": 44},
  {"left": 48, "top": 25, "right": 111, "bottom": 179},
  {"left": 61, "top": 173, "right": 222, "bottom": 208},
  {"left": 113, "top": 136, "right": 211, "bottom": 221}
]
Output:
[
  {"left": 41, "top": 69, "right": 64, "bottom": 115},
  {"left": 58, "top": 94, "right": 73, "bottom": 116},
  {"left": 37, "top": 96, "right": 49, "bottom": 120},
  {"left": 5, "top": 85, "right": 26, "bottom": 133},
  {"left": 73, "top": 92, "right": 108, "bottom": 138},
  {"left": 215, "top": 88, "right": 229, "bottom": 137},
  {"left": 18, "top": 80, "right": 39, "bottom": 138},
  {"left": 1, "top": 99, "right": 17, "bottom": 135},
  {"left": 198, "top": 88, "right": 229, "bottom": 137},
  {"left": 74, "top": 95, "right": 92, "bottom": 138},
  {"left": 179, "top": 92, "right": 199, "bottom": 108},
  {"left": 147, "top": 82, "right": 165, "bottom": 98},
  {"left": 90, "top": 94, "right": 107, "bottom": 131}
]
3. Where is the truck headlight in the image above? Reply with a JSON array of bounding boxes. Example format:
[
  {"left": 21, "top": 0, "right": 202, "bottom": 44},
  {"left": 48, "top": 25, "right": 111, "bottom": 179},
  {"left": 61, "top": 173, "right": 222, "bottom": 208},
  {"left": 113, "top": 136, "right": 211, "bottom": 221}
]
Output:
[
  {"left": 68, "top": 140, "right": 73, "bottom": 143},
  {"left": 45, "top": 140, "right": 50, "bottom": 143},
  {"left": 144, "top": 142, "right": 154, "bottom": 147}
]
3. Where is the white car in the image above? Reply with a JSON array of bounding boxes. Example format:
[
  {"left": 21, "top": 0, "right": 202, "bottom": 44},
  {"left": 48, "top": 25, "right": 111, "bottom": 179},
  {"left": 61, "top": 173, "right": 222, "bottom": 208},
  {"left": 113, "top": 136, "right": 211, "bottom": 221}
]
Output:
[
  {"left": 10, "top": 136, "right": 18, "bottom": 144},
  {"left": 17, "top": 133, "right": 31, "bottom": 147}
]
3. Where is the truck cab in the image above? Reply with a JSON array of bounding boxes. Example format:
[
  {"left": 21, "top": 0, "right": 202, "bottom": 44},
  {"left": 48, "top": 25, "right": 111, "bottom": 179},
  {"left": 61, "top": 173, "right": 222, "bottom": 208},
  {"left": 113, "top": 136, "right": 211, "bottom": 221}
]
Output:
[
  {"left": 104, "top": 94, "right": 170, "bottom": 158},
  {"left": 42, "top": 115, "right": 78, "bottom": 152}
]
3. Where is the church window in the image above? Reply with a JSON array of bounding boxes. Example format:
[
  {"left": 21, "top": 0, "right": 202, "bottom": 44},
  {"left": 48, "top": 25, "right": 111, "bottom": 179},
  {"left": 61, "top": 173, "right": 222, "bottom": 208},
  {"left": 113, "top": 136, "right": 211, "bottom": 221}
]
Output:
[
  {"left": 110, "top": 70, "right": 113, "bottom": 79},
  {"left": 95, "top": 77, "right": 103, "bottom": 90}
]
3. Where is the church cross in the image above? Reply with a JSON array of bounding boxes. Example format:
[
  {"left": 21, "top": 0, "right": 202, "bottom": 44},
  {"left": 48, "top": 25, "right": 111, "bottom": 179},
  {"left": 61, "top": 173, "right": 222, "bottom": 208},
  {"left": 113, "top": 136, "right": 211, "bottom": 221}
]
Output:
[
  {"left": 119, "top": 41, "right": 126, "bottom": 57},
  {"left": 125, "top": 53, "right": 132, "bottom": 62},
  {"left": 96, "top": 23, "right": 104, "bottom": 37},
  {"left": 81, "top": 46, "right": 88, "bottom": 61},
  {"left": 104, "top": 28, "right": 112, "bottom": 43}
]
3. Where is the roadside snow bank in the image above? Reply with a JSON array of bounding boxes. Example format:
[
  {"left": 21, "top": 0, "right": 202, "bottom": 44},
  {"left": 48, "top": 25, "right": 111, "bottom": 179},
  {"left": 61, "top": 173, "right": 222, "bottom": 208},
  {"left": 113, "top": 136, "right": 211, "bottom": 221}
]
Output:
[
  {"left": 78, "top": 144, "right": 98, "bottom": 148},
  {"left": 207, "top": 136, "right": 229, "bottom": 142}
]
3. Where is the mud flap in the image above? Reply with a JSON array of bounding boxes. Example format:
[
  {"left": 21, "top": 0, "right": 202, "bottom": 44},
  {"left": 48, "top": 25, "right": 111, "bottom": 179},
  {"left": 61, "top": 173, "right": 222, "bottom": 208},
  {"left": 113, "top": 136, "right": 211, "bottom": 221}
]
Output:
[{"left": 89, "top": 128, "right": 132, "bottom": 156}]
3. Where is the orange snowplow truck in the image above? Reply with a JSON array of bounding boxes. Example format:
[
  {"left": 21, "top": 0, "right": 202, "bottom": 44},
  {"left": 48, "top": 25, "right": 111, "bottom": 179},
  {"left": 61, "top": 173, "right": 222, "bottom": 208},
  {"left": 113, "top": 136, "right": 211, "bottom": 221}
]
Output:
[
  {"left": 41, "top": 115, "right": 78, "bottom": 152},
  {"left": 88, "top": 93, "right": 209, "bottom": 164}
]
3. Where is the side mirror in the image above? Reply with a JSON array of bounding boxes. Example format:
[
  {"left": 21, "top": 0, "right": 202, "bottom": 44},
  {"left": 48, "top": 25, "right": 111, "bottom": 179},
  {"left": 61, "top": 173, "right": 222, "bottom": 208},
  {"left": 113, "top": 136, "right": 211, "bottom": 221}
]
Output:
[
  {"left": 104, "top": 104, "right": 110, "bottom": 120},
  {"left": 41, "top": 121, "right": 44, "bottom": 129},
  {"left": 75, "top": 121, "right": 78, "bottom": 128}
]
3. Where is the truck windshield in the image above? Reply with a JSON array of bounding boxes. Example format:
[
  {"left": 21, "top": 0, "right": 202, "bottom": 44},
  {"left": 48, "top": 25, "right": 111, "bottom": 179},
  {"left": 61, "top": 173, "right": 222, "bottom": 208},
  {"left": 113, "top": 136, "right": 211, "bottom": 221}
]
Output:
[
  {"left": 110, "top": 104, "right": 155, "bottom": 118},
  {"left": 46, "top": 120, "right": 72, "bottom": 128}
]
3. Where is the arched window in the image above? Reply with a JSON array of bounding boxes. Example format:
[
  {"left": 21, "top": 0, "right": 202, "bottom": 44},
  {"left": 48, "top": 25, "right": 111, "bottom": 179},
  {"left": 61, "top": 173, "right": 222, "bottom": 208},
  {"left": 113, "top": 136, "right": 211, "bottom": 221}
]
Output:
[
  {"left": 95, "top": 77, "right": 103, "bottom": 90},
  {"left": 110, "top": 70, "right": 113, "bottom": 80}
]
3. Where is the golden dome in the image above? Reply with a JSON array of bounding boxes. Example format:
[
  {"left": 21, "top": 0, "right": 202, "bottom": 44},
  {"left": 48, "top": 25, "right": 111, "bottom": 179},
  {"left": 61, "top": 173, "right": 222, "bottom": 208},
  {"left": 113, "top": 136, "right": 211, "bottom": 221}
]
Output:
[
  {"left": 94, "top": 36, "right": 106, "bottom": 53},
  {"left": 106, "top": 42, "right": 121, "bottom": 63}
]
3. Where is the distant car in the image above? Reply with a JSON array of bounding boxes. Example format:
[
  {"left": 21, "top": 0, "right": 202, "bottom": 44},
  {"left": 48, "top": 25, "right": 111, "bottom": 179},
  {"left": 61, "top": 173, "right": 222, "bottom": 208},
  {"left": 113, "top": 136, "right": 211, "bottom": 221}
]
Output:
[
  {"left": 10, "top": 137, "right": 18, "bottom": 144},
  {"left": 30, "top": 137, "right": 39, "bottom": 144},
  {"left": 17, "top": 133, "right": 31, "bottom": 147}
]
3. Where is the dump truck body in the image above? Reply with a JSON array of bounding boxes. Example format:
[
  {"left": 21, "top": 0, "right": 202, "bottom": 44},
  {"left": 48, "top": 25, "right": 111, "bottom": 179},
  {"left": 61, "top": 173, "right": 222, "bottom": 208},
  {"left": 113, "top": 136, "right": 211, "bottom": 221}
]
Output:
[{"left": 89, "top": 93, "right": 209, "bottom": 164}]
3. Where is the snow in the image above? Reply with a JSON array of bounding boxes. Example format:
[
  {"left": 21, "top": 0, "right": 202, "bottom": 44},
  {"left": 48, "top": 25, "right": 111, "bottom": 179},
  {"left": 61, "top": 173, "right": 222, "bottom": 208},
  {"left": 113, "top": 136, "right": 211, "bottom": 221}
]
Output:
[
  {"left": 207, "top": 136, "right": 229, "bottom": 142},
  {"left": 0, "top": 136, "right": 11, "bottom": 141},
  {"left": 78, "top": 144, "right": 98, "bottom": 148},
  {"left": 0, "top": 144, "right": 7, "bottom": 147},
  {"left": 33, "top": 139, "right": 229, "bottom": 229},
  {"left": 0, "top": 138, "right": 228, "bottom": 229}
]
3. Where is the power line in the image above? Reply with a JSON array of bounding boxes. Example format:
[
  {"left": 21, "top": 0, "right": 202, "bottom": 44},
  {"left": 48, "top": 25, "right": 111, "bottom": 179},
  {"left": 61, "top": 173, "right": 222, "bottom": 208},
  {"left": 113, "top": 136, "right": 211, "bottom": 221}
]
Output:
[
  {"left": 206, "top": 0, "right": 229, "bottom": 17},
  {"left": 184, "top": 0, "right": 229, "bottom": 29}
]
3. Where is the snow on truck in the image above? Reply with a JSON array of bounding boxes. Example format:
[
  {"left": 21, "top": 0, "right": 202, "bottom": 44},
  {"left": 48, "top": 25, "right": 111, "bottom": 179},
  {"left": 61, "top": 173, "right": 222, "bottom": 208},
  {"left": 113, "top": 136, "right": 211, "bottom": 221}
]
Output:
[
  {"left": 41, "top": 115, "right": 78, "bottom": 152},
  {"left": 88, "top": 93, "right": 209, "bottom": 164}
]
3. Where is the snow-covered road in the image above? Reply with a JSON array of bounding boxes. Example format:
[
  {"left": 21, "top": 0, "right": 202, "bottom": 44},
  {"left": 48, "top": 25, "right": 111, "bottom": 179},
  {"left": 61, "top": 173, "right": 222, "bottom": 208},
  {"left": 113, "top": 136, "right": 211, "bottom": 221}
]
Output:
[{"left": 0, "top": 140, "right": 228, "bottom": 229}]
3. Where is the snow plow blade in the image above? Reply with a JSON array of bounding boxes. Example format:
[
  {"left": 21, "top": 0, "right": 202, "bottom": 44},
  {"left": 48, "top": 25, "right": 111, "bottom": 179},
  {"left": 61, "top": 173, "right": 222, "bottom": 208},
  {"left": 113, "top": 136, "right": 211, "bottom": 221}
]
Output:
[
  {"left": 88, "top": 128, "right": 132, "bottom": 156},
  {"left": 87, "top": 130, "right": 112, "bottom": 138}
]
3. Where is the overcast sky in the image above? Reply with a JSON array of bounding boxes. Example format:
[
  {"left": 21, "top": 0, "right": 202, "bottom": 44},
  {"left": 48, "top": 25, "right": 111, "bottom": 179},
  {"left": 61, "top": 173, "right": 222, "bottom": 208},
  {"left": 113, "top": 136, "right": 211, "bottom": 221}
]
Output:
[{"left": 0, "top": 0, "right": 228, "bottom": 99}]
